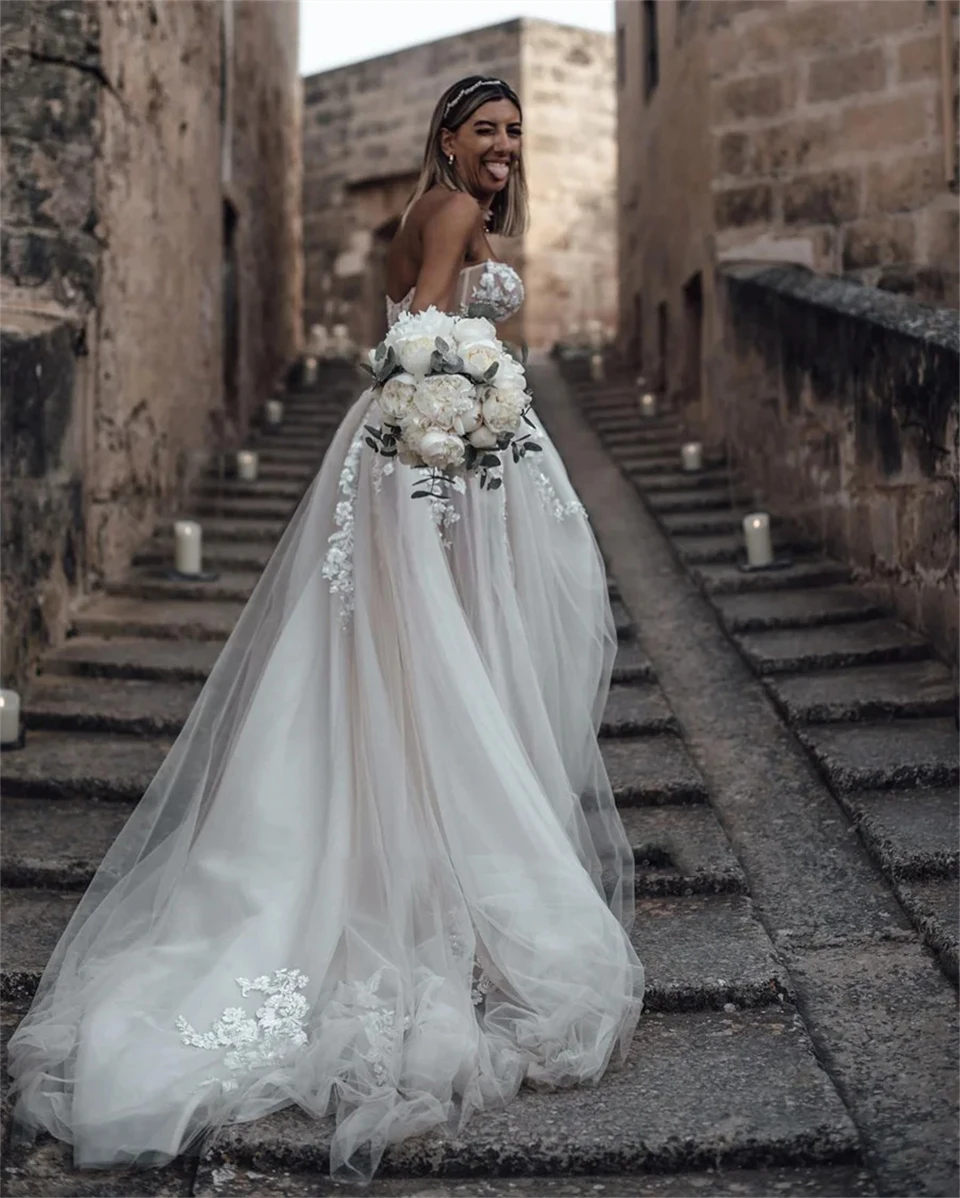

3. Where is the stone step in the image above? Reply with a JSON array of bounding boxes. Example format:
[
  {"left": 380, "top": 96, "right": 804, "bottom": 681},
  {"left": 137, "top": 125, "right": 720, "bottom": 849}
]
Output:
[
  {"left": 846, "top": 788, "right": 959, "bottom": 882},
  {"left": 894, "top": 877, "right": 959, "bottom": 981},
  {"left": 631, "top": 468, "right": 738, "bottom": 494},
  {"left": 646, "top": 487, "right": 751, "bottom": 515},
  {"left": 602, "top": 735, "right": 708, "bottom": 806},
  {"left": 796, "top": 719, "right": 959, "bottom": 793},
  {"left": 248, "top": 444, "right": 326, "bottom": 465},
  {"left": 73, "top": 595, "right": 245, "bottom": 641},
  {"left": 612, "top": 640, "right": 655, "bottom": 684},
  {"left": 612, "top": 442, "right": 697, "bottom": 465},
  {"left": 0, "top": 730, "right": 169, "bottom": 800},
  {"left": 216, "top": 460, "right": 317, "bottom": 483},
  {"left": 195, "top": 478, "right": 308, "bottom": 501},
  {"left": 39, "top": 636, "right": 225, "bottom": 683},
  {"left": 148, "top": 516, "right": 287, "bottom": 544},
  {"left": 691, "top": 558, "right": 851, "bottom": 597},
  {"left": 713, "top": 586, "right": 887, "bottom": 634},
  {"left": 675, "top": 530, "right": 805, "bottom": 566},
  {"left": 601, "top": 683, "right": 679, "bottom": 738},
  {"left": 24, "top": 674, "right": 201, "bottom": 737},
  {"left": 620, "top": 805, "right": 747, "bottom": 897},
  {"left": 660, "top": 508, "right": 774, "bottom": 536},
  {"left": 191, "top": 495, "right": 298, "bottom": 521},
  {"left": 620, "top": 453, "right": 727, "bottom": 477},
  {"left": 593, "top": 417, "right": 684, "bottom": 437},
  {"left": 106, "top": 568, "right": 260, "bottom": 604},
  {"left": 603, "top": 429, "right": 684, "bottom": 452},
  {"left": 763, "top": 659, "right": 957, "bottom": 724},
  {"left": 135, "top": 538, "right": 274, "bottom": 571},
  {"left": 609, "top": 598, "right": 635, "bottom": 641},
  {"left": 734, "top": 619, "right": 934, "bottom": 675},
  {"left": 206, "top": 1007, "right": 859, "bottom": 1177},
  {"left": 1, "top": 796, "right": 131, "bottom": 889}
]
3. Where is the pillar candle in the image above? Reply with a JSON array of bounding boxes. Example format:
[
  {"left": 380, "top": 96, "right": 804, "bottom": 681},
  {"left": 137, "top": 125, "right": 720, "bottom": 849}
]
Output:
[
  {"left": 237, "top": 450, "right": 258, "bottom": 482},
  {"left": 265, "top": 399, "right": 284, "bottom": 427},
  {"left": 0, "top": 690, "right": 21, "bottom": 747},
  {"left": 640, "top": 392, "right": 657, "bottom": 418},
  {"left": 304, "top": 357, "right": 319, "bottom": 385},
  {"left": 174, "top": 520, "right": 202, "bottom": 575},
  {"left": 681, "top": 442, "right": 703, "bottom": 472},
  {"left": 743, "top": 512, "right": 773, "bottom": 568},
  {"left": 589, "top": 351, "right": 604, "bottom": 381}
]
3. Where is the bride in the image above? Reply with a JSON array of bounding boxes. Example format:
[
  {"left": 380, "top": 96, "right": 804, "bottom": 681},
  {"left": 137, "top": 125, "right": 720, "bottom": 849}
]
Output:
[{"left": 7, "top": 75, "right": 644, "bottom": 1183}]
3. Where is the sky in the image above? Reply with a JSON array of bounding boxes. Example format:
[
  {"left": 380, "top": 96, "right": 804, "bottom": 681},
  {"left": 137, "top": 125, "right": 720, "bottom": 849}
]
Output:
[{"left": 299, "top": 0, "right": 615, "bottom": 77}]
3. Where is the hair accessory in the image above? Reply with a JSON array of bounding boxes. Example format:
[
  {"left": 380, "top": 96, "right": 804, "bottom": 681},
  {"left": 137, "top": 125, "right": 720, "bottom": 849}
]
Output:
[{"left": 444, "top": 79, "right": 505, "bottom": 117}]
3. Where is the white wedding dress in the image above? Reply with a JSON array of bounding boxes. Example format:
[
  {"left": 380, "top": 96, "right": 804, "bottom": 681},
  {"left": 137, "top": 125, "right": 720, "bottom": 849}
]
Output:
[{"left": 8, "top": 260, "right": 644, "bottom": 1182}]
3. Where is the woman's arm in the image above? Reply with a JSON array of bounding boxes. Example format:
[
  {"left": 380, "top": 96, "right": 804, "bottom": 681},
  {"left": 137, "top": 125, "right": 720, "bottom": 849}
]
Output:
[{"left": 409, "top": 193, "right": 482, "bottom": 314}]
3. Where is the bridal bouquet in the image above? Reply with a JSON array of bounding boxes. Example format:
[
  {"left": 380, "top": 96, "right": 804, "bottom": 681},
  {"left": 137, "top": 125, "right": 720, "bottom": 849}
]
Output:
[{"left": 360, "top": 306, "right": 540, "bottom": 498}]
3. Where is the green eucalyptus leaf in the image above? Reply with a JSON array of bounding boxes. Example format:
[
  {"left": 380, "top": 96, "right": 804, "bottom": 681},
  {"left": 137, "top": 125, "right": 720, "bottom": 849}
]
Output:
[
  {"left": 483, "top": 361, "right": 499, "bottom": 381},
  {"left": 374, "top": 342, "right": 387, "bottom": 362},
  {"left": 435, "top": 337, "right": 449, "bottom": 353},
  {"left": 487, "top": 476, "right": 503, "bottom": 490},
  {"left": 410, "top": 489, "right": 432, "bottom": 499},
  {"left": 364, "top": 437, "right": 379, "bottom": 451},
  {"left": 479, "top": 453, "right": 500, "bottom": 467}
]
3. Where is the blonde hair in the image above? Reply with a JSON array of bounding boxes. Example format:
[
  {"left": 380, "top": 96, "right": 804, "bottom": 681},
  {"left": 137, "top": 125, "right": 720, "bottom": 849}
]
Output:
[{"left": 401, "top": 76, "right": 528, "bottom": 237}]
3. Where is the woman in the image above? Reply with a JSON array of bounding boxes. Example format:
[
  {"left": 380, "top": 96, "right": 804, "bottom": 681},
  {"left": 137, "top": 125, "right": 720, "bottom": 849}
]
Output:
[{"left": 8, "top": 76, "right": 644, "bottom": 1183}]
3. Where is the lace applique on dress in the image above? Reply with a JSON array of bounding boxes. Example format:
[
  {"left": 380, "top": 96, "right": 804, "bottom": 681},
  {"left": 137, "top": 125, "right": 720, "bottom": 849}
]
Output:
[
  {"left": 321, "top": 426, "right": 365, "bottom": 624},
  {"left": 324, "top": 968, "right": 412, "bottom": 1088},
  {"left": 463, "top": 262, "right": 524, "bottom": 322},
  {"left": 416, "top": 469, "right": 465, "bottom": 549},
  {"left": 176, "top": 968, "right": 309, "bottom": 1082},
  {"left": 527, "top": 458, "right": 587, "bottom": 522}
]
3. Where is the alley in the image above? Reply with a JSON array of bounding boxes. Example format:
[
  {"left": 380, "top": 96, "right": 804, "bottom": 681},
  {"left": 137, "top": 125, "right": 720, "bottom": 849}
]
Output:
[{"left": 2, "top": 357, "right": 955, "bottom": 1197}]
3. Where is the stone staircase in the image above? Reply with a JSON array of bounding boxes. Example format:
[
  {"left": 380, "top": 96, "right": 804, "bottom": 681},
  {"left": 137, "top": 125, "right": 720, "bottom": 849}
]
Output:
[
  {"left": 567, "top": 365, "right": 960, "bottom": 988},
  {"left": 0, "top": 367, "right": 882, "bottom": 1194}
]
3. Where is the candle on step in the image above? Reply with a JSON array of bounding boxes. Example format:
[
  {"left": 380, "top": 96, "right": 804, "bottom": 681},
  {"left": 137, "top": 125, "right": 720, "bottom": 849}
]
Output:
[
  {"left": 0, "top": 690, "right": 21, "bottom": 747},
  {"left": 589, "top": 351, "right": 604, "bottom": 381},
  {"left": 640, "top": 392, "right": 657, "bottom": 418},
  {"left": 304, "top": 356, "right": 318, "bottom": 386},
  {"left": 265, "top": 399, "right": 284, "bottom": 427},
  {"left": 743, "top": 512, "right": 773, "bottom": 568},
  {"left": 174, "top": 520, "right": 202, "bottom": 576},
  {"left": 681, "top": 442, "right": 703, "bottom": 472},
  {"left": 237, "top": 450, "right": 258, "bottom": 482},
  {"left": 635, "top": 374, "right": 647, "bottom": 392}
]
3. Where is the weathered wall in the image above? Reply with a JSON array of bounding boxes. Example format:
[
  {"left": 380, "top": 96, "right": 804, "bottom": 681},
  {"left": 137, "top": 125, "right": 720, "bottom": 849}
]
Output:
[
  {"left": 1, "top": 0, "right": 302, "bottom": 689},
  {"left": 301, "top": 18, "right": 618, "bottom": 351},
  {"left": 717, "top": 264, "right": 959, "bottom": 662}
]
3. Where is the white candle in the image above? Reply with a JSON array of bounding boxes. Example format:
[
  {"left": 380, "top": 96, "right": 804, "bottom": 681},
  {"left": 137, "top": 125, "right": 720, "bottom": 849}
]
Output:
[
  {"left": 743, "top": 512, "right": 773, "bottom": 568},
  {"left": 237, "top": 450, "right": 258, "bottom": 482},
  {"left": 681, "top": 442, "right": 703, "bottom": 472},
  {"left": 174, "top": 520, "right": 202, "bottom": 575},
  {"left": 640, "top": 392, "right": 657, "bottom": 418},
  {"left": 304, "top": 357, "right": 318, "bottom": 385},
  {"left": 635, "top": 374, "right": 647, "bottom": 391},
  {"left": 0, "top": 690, "right": 21, "bottom": 746},
  {"left": 265, "top": 399, "right": 284, "bottom": 427},
  {"left": 590, "top": 351, "right": 604, "bottom": 380}
]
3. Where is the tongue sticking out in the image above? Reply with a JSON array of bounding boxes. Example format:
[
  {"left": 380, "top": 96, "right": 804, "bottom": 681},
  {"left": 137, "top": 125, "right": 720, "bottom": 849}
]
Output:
[{"left": 485, "top": 162, "right": 509, "bottom": 182}]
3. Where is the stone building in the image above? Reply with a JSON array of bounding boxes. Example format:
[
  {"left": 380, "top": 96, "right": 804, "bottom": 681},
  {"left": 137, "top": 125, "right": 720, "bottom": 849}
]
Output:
[
  {"left": 1, "top": 0, "right": 302, "bottom": 688},
  {"left": 615, "top": 0, "right": 959, "bottom": 660},
  {"left": 302, "top": 19, "right": 617, "bottom": 352}
]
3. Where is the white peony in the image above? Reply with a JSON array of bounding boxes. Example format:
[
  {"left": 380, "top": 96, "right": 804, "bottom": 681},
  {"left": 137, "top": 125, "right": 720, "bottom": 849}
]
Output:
[
  {"left": 413, "top": 373, "right": 477, "bottom": 432},
  {"left": 457, "top": 401, "right": 482, "bottom": 435},
  {"left": 391, "top": 334, "right": 438, "bottom": 379},
  {"left": 497, "top": 354, "right": 526, "bottom": 387},
  {"left": 481, "top": 383, "right": 527, "bottom": 435},
  {"left": 385, "top": 306, "right": 455, "bottom": 347},
  {"left": 453, "top": 316, "right": 497, "bottom": 348},
  {"left": 399, "top": 409, "right": 433, "bottom": 452},
  {"left": 378, "top": 372, "right": 417, "bottom": 421},
  {"left": 468, "top": 424, "right": 498, "bottom": 449},
  {"left": 418, "top": 428, "right": 466, "bottom": 470},
  {"left": 460, "top": 340, "right": 502, "bottom": 381}
]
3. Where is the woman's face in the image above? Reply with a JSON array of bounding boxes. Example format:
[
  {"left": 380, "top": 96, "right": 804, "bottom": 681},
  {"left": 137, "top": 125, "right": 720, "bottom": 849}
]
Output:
[{"left": 441, "top": 98, "right": 522, "bottom": 201}]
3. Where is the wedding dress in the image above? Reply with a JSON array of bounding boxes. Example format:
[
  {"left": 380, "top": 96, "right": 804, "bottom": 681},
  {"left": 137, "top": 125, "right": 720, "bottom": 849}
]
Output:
[{"left": 8, "top": 259, "right": 644, "bottom": 1182}]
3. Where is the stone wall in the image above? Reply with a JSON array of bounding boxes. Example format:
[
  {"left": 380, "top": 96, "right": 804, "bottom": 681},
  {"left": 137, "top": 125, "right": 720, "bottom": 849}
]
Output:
[
  {"left": 716, "top": 263, "right": 958, "bottom": 662},
  {"left": 301, "top": 19, "right": 617, "bottom": 351},
  {"left": 1, "top": 0, "right": 301, "bottom": 689}
]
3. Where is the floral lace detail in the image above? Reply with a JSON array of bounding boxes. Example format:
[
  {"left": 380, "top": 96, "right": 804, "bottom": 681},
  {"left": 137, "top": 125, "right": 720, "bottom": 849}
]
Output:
[
  {"left": 371, "top": 455, "right": 395, "bottom": 495},
  {"left": 176, "top": 968, "right": 309, "bottom": 1077},
  {"left": 527, "top": 458, "right": 587, "bottom": 522},
  {"left": 328, "top": 968, "right": 412, "bottom": 1087},
  {"left": 467, "top": 262, "right": 524, "bottom": 322},
  {"left": 416, "top": 469, "right": 465, "bottom": 548},
  {"left": 471, "top": 972, "right": 494, "bottom": 1006},
  {"left": 321, "top": 426, "right": 365, "bottom": 625}
]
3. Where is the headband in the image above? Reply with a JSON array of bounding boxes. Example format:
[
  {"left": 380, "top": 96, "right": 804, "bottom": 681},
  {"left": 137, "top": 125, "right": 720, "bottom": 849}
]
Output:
[{"left": 444, "top": 79, "right": 506, "bottom": 117}]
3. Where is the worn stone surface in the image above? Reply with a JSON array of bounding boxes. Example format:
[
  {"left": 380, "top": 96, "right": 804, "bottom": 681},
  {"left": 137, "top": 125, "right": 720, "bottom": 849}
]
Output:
[
  {"left": 601, "top": 736, "right": 708, "bottom": 806},
  {"left": 620, "top": 805, "right": 746, "bottom": 897},
  {"left": 73, "top": 595, "right": 247, "bottom": 641},
  {"left": 106, "top": 568, "right": 261, "bottom": 604},
  {"left": 850, "top": 788, "right": 960, "bottom": 882},
  {"left": 764, "top": 659, "right": 957, "bottom": 723},
  {"left": 894, "top": 877, "right": 960, "bottom": 980},
  {"left": 623, "top": 453, "right": 726, "bottom": 477},
  {"left": 40, "top": 635, "right": 224, "bottom": 682},
  {"left": 630, "top": 468, "right": 737, "bottom": 495},
  {"left": 196, "top": 477, "right": 308, "bottom": 501},
  {"left": 25, "top": 673, "right": 198, "bottom": 736},
  {"left": 601, "top": 683, "right": 679, "bottom": 737},
  {"left": 2, "top": 888, "right": 78, "bottom": 1000},
  {"left": 691, "top": 558, "right": 850, "bottom": 597},
  {"left": 2, "top": 1139, "right": 193, "bottom": 1198},
  {"left": 2, "top": 796, "right": 129, "bottom": 889},
  {"left": 145, "top": 516, "right": 288, "bottom": 544},
  {"left": 734, "top": 619, "right": 933, "bottom": 674},
  {"left": 713, "top": 586, "right": 886, "bottom": 633},
  {"left": 796, "top": 719, "right": 960, "bottom": 792},
  {"left": 192, "top": 495, "right": 299, "bottom": 522},
  {"left": 0, "top": 729, "right": 168, "bottom": 799},
  {"left": 646, "top": 487, "right": 751, "bottom": 515},
  {"left": 608, "top": 598, "right": 634, "bottom": 640},
  {"left": 631, "top": 895, "right": 789, "bottom": 1012},
  {"left": 611, "top": 640, "right": 654, "bottom": 684},
  {"left": 659, "top": 509, "right": 759, "bottom": 537},
  {"left": 136, "top": 537, "right": 275, "bottom": 572},
  {"left": 212, "top": 1007, "right": 858, "bottom": 1176},
  {"left": 674, "top": 531, "right": 796, "bottom": 566}
]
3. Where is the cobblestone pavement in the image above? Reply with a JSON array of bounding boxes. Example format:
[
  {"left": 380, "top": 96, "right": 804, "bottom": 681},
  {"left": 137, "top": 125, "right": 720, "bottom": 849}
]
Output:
[{"left": 1, "top": 360, "right": 955, "bottom": 1196}]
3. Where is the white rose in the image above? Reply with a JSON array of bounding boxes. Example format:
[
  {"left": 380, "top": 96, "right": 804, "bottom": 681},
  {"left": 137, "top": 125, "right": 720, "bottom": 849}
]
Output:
[
  {"left": 379, "top": 372, "right": 417, "bottom": 421},
  {"left": 392, "top": 334, "right": 437, "bottom": 379},
  {"left": 481, "top": 384, "right": 527, "bottom": 435},
  {"left": 453, "top": 316, "right": 497, "bottom": 348},
  {"left": 413, "top": 373, "right": 477, "bottom": 432},
  {"left": 460, "top": 340, "right": 502, "bottom": 381},
  {"left": 468, "top": 424, "right": 498, "bottom": 449},
  {"left": 418, "top": 428, "right": 466, "bottom": 470}
]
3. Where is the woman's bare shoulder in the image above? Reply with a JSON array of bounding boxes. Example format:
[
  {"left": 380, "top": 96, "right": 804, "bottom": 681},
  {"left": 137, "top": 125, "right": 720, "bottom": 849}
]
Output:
[{"left": 409, "top": 188, "right": 482, "bottom": 238}]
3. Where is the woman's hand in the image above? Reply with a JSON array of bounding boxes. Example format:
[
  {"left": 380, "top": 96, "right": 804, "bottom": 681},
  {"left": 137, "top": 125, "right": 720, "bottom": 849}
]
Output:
[{"left": 410, "top": 192, "right": 482, "bottom": 315}]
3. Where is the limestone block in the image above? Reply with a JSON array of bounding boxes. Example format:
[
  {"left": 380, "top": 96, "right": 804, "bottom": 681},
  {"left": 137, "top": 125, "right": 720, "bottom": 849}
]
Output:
[
  {"left": 806, "top": 45, "right": 885, "bottom": 104},
  {"left": 842, "top": 215, "right": 917, "bottom": 269},
  {"left": 712, "top": 73, "right": 789, "bottom": 125},
  {"left": 839, "top": 93, "right": 929, "bottom": 151},
  {"left": 713, "top": 183, "right": 774, "bottom": 230},
  {"left": 866, "top": 153, "right": 943, "bottom": 215},
  {"left": 898, "top": 32, "right": 943, "bottom": 83},
  {"left": 783, "top": 169, "right": 862, "bottom": 225}
]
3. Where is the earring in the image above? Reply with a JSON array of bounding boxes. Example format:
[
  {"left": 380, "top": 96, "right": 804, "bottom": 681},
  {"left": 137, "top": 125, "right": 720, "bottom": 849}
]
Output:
[{"left": 448, "top": 154, "right": 454, "bottom": 165}]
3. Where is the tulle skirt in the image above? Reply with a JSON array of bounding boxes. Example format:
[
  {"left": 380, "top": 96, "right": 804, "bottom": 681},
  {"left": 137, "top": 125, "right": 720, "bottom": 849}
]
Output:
[{"left": 7, "top": 388, "right": 644, "bottom": 1182}]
